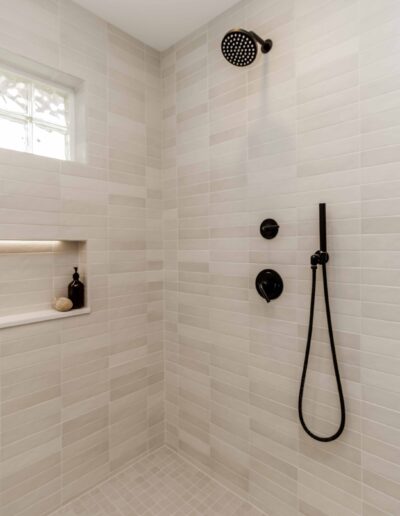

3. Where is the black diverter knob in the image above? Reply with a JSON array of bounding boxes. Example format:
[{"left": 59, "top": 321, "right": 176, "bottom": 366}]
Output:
[
  {"left": 256, "top": 269, "right": 284, "bottom": 303},
  {"left": 260, "top": 219, "right": 279, "bottom": 240}
]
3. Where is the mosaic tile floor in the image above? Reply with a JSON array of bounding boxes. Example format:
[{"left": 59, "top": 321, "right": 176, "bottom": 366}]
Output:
[{"left": 50, "top": 447, "right": 266, "bottom": 516}]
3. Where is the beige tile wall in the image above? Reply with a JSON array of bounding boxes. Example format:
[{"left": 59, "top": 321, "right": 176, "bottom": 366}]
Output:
[
  {"left": 0, "top": 1, "right": 163, "bottom": 515},
  {"left": 1, "top": 0, "right": 400, "bottom": 515},
  {"left": 163, "top": 0, "right": 400, "bottom": 515}
]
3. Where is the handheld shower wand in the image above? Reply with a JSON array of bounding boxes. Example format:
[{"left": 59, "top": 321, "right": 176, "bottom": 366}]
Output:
[
  {"left": 319, "top": 203, "right": 327, "bottom": 254},
  {"left": 298, "top": 203, "right": 346, "bottom": 442}
]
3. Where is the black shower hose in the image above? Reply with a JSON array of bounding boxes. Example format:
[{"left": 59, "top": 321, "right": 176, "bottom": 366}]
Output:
[{"left": 298, "top": 259, "right": 346, "bottom": 442}]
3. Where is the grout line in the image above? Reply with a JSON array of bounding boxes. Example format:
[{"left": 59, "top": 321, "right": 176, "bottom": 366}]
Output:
[
  {"left": 48, "top": 443, "right": 166, "bottom": 515},
  {"left": 167, "top": 444, "right": 270, "bottom": 516}
]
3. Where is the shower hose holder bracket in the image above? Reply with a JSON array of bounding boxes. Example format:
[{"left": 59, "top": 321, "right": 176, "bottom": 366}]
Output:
[{"left": 311, "top": 250, "right": 329, "bottom": 268}]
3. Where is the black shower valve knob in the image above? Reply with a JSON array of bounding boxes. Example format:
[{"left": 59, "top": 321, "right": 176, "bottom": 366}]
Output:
[
  {"left": 255, "top": 269, "right": 284, "bottom": 303},
  {"left": 260, "top": 219, "right": 279, "bottom": 239}
]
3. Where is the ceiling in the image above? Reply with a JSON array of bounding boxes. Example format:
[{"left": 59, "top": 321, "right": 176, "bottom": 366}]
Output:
[{"left": 73, "top": 0, "right": 242, "bottom": 51}]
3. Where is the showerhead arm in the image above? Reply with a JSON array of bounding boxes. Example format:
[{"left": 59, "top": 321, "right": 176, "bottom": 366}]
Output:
[{"left": 249, "top": 31, "right": 273, "bottom": 53}]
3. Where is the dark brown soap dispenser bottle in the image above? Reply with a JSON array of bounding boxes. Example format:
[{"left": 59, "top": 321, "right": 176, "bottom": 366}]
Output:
[{"left": 68, "top": 267, "right": 84, "bottom": 309}]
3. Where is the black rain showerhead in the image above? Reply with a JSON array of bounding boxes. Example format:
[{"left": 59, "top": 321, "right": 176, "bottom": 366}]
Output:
[{"left": 221, "top": 28, "right": 272, "bottom": 67}]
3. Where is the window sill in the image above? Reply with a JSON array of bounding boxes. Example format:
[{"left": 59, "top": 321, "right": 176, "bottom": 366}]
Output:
[{"left": 0, "top": 306, "right": 91, "bottom": 329}]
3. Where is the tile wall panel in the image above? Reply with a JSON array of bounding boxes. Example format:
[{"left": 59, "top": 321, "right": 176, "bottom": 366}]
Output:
[
  {"left": 1, "top": 0, "right": 400, "bottom": 515},
  {"left": 0, "top": 1, "right": 163, "bottom": 514},
  {"left": 163, "top": 1, "right": 400, "bottom": 515}
]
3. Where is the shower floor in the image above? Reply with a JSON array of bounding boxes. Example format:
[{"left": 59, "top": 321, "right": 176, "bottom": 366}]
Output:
[{"left": 50, "top": 447, "right": 266, "bottom": 516}]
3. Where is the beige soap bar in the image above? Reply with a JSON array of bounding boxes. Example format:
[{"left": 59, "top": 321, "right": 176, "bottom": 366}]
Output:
[{"left": 54, "top": 297, "right": 73, "bottom": 312}]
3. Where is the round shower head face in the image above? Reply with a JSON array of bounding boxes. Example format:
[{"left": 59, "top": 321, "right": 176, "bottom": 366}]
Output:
[{"left": 221, "top": 29, "right": 258, "bottom": 67}]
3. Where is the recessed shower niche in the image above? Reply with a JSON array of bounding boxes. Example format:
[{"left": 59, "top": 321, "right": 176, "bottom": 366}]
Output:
[{"left": 0, "top": 239, "right": 90, "bottom": 328}]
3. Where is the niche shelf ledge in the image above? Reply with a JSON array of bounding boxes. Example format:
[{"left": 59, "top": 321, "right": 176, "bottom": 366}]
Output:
[{"left": 0, "top": 306, "right": 91, "bottom": 329}]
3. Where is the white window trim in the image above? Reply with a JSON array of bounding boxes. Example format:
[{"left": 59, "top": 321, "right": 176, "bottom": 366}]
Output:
[{"left": 0, "top": 65, "right": 75, "bottom": 161}]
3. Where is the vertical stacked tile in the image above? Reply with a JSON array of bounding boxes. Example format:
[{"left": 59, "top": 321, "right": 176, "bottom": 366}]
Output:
[
  {"left": 161, "top": 0, "right": 399, "bottom": 515},
  {"left": 4, "top": 0, "right": 400, "bottom": 514},
  {"left": 0, "top": 321, "right": 62, "bottom": 516},
  {"left": 107, "top": 25, "right": 163, "bottom": 473},
  {"left": 0, "top": 0, "right": 59, "bottom": 68},
  {"left": 295, "top": 1, "right": 362, "bottom": 515},
  {"left": 0, "top": 1, "right": 163, "bottom": 514},
  {"left": 161, "top": 43, "right": 179, "bottom": 448},
  {"left": 162, "top": 44, "right": 179, "bottom": 449},
  {"left": 0, "top": 6, "right": 63, "bottom": 513},
  {"left": 145, "top": 44, "right": 165, "bottom": 453},
  {"left": 360, "top": 2, "right": 400, "bottom": 515},
  {"left": 246, "top": 0, "right": 298, "bottom": 514},
  {"left": 174, "top": 28, "right": 212, "bottom": 469},
  {"left": 59, "top": 0, "right": 110, "bottom": 503},
  {"left": 207, "top": 1, "right": 250, "bottom": 498}
]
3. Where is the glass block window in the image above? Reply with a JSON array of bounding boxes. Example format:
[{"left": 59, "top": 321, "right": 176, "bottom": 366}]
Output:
[{"left": 0, "top": 68, "right": 73, "bottom": 160}]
